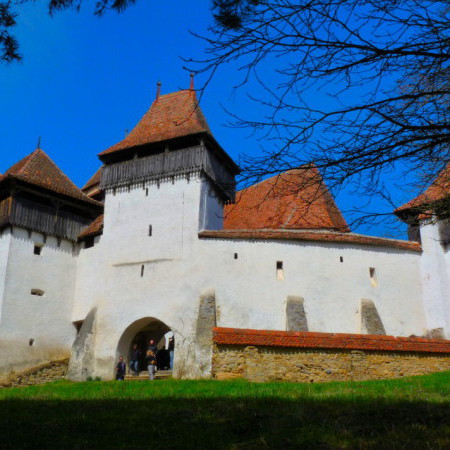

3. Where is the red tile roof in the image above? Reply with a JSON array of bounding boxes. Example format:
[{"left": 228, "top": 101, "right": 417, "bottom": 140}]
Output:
[
  {"left": 82, "top": 167, "right": 102, "bottom": 192},
  {"left": 199, "top": 229, "right": 421, "bottom": 252},
  {"left": 1, "top": 149, "right": 99, "bottom": 206},
  {"left": 213, "top": 327, "right": 450, "bottom": 354},
  {"left": 396, "top": 164, "right": 450, "bottom": 217},
  {"left": 99, "top": 89, "right": 211, "bottom": 157},
  {"left": 79, "top": 214, "right": 104, "bottom": 239},
  {"left": 224, "top": 167, "right": 349, "bottom": 232}
]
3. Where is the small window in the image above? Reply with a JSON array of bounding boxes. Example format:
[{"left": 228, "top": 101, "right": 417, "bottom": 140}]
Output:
[
  {"left": 234, "top": 253, "right": 238, "bottom": 260},
  {"left": 29, "top": 338, "right": 35, "bottom": 346},
  {"left": 145, "top": 188, "right": 149, "bottom": 197},
  {"left": 340, "top": 256, "right": 343, "bottom": 263},
  {"left": 276, "top": 261, "right": 284, "bottom": 281},
  {"left": 141, "top": 265, "right": 145, "bottom": 277},
  {"left": 33, "top": 245, "right": 42, "bottom": 255},
  {"left": 31, "top": 289, "right": 45, "bottom": 296},
  {"left": 148, "top": 225, "right": 153, "bottom": 237},
  {"left": 369, "top": 267, "right": 377, "bottom": 287}
]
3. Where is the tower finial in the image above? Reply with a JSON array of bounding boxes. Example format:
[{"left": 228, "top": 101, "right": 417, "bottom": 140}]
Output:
[
  {"left": 190, "top": 73, "right": 195, "bottom": 90},
  {"left": 36, "top": 136, "right": 41, "bottom": 149},
  {"left": 156, "top": 81, "right": 162, "bottom": 100}
]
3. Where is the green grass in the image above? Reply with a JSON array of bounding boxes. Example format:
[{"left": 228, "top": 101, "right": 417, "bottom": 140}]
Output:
[{"left": 1, "top": 373, "right": 450, "bottom": 449}]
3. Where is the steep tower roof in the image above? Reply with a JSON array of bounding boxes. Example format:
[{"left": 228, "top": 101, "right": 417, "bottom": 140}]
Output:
[
  {"left": 224, "top": 166, "right": 349, "bottom": 231},
  {"left": 1, "top": 149, "right": 99, "bottom": 206},
  {"left": 99, "top": 89, "right": 212, "bottom": 158},
  {"left": 395, "top": 164, "right": 450, "bottom": 220}
]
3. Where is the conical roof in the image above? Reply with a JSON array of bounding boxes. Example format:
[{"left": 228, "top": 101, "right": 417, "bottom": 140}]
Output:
[
  {"left": 224, "top": 166, "right": 349, "bottom": 232},
  {"left": 99, "top": 89, "right": 212, "bottom": 157},
  {"left": 2, "top": 149, "right": 99, "bottom": 205},
  {"left": 395, "top": 164, "right": 450, "bottom": 218}
]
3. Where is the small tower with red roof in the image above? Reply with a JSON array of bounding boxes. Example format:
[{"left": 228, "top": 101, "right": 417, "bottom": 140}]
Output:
[{"left": 93, "top": 80, "right": 239, "bottom": 262}]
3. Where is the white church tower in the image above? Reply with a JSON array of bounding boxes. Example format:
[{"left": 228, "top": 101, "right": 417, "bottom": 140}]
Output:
[{"left": 68, "top": 79, "right": 239, "bottom": 380}]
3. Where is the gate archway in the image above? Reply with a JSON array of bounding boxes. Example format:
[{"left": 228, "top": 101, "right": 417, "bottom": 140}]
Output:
[{"left": 116, "top": 317, "right": 172, "bottom": 372}]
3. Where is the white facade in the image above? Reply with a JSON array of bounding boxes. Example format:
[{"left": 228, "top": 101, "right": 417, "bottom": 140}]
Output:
[
  {"left": 1, "top": 165, "right": 449, "bottom": 380},
  {"left": 0, "top": 227, "right": 77, "bottom": 375},
  {"left": 1, "top": 167, "right": 449, "bottom": 380}
]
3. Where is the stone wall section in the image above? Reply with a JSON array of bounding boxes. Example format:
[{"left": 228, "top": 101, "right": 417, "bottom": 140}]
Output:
[
  {"left": 213, "top": 345, "right": 450, "bottom": 382},
  {"left": 0, "top": 358, "right": 69, "bottom": 388}
]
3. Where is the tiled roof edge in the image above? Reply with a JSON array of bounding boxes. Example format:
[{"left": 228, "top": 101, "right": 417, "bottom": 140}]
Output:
[
  {"left": 199, "top": 230, "right": 422, "bottom": 252},
  {"left": 213, "top": 328, "right": 450, "bottom": 354}
]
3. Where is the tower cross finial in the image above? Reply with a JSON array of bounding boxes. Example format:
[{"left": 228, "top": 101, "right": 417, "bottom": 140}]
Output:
[
  {"left": 156, "top": 81, "right": 162, "bottom": 100},
  {"left": 190, "top": 73, "right": 195, "bottom": 90},
  {"left": 36, "top": 136, "right": 41, "bottom": 149}
]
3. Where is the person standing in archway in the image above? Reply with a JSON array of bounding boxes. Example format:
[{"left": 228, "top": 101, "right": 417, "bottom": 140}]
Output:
[
  {"left": 146, "top": 339, "right": 158, "bottom": 380},
  {"left": 168, "top": 336, "right": 174, "bottom": 370},
  {"left": 130, "top": 343, "right": 141, "bottom": 376},
  {"left": 116, "top": 356, "right": 126, "bottom": 381}
]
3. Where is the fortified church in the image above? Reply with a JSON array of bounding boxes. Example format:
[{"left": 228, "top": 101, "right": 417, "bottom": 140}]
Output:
[{"left": 1, "top": 78, "right": 450, "bottom": 382}]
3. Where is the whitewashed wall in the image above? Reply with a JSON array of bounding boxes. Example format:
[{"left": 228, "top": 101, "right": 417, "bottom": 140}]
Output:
[
  {"left": 0, "top": 227, "right": 77, "bottom": 376},
  {"left": 0, "top": 229, "right": 11, "bottom": 324},
  {"left": 72, "top": 173, "right": 428, "bottom": 380},
  {"left": 419, "top": 221, "right": 450, "bottom": 337},
  {"left": 195, "top": 238, "right": 425, "bottom": 337}
]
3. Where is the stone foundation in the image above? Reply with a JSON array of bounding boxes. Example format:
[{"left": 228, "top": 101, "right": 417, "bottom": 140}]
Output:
[
  {"left": 0, "top": 358, "right": 69, "bottom": 388},
  {"left": 212, "top": 328, "right": 450, "bottom": 383},
  {"left": 213, "top": 345, "right": 450, "bottom": 382}
]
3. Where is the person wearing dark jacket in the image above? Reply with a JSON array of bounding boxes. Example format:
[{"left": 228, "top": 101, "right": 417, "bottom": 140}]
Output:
[
  {"left": 116, "top": 356, "right": 126, "bottom": 381},
  {"left": 169, "top": 336, "right": 174, "bottom": 370},
  {"left": 130, "top": 344, "right": 141, "bottom": 376},
  {"left": 146, "top": 339, "right": 158, "bottom": 380}
]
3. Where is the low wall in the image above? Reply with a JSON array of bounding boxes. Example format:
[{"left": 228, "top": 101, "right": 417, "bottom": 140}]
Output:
[
  {"left": 0, "top": 358, "right": 69, "bottom": 388},
  {"left": 212, "top": 328, "right": 450, "bottom": 383}
]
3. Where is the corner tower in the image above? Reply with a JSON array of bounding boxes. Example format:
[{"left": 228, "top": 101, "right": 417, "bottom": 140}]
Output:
[{"left": 96, "top": 80, "right": 239, "bottom": 260}]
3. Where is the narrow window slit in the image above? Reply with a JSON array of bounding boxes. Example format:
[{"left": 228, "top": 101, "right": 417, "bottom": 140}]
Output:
[
  {"left": 141, "top": 265, "right": 145, "bottom": 277},
  {"left": 276, "top": 261, "right": 284, "bottom": 281},
  {"left": 31, "top": 289, "right": 44, "bottom": 296},
  {"left": 369, "top": 267, "right": 377, "bottom": 287},
  {"left": 148, "top": 225, "right": 152, "bottom": 237}
]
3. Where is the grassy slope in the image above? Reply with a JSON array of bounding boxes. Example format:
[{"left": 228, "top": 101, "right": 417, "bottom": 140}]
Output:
[{"left": 1, "top": 373, "right": 450, "bottom": 449}]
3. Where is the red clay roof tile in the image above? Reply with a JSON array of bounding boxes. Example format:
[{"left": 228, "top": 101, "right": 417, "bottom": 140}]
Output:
[
  {"left": 396, "top": 164, "right": 450, "bottom": 217},
  {"left": 199, "top": 229, "right": 421, "bottom": 252},
  {"left": 2, "top": 149, "right": 99, "bottom": 206},
  {"left": 82, "top": 167, "right": 102, "bottom": 192},
  {"left": 99, "top": 89, "right": 211, "bottom": 157},
  {"left": 224, "top": 167, "right": 349, "bottom": 232},
  {"left": 213, "top": 327, "right": 450, "bottom": 353},
  {"left": 79, "top": 214, "right": 104, "bottom": 239}
]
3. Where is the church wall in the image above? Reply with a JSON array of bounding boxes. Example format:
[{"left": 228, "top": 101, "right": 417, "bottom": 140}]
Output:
[
  {"left": 70, "top": 174, "right": 428, "bottom": 380},
  {"left": 0, "top": 229, "right": 12, "bottom": 323},
  {"left": 71, "top": 175, "right": 211, "bottom": 379},
  {"left": 419, "top": 221, "right": 450, "bottom": 337},
  {"left": 0, "top": 227, "right": 77, "bottom": 377},
  {"left": 195, "top": 238, "right": 426, "bottom": 338},
  {"left": 199, "top": 179, "right": 224, "bottom": 231}
]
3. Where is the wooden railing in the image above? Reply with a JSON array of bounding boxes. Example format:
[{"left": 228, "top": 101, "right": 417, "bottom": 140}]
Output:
[
  {"left": 0, "top": 196, "right": 92, "bottom": 241},
  {"left": 101, "top": 145, "right": 236, "bottom": 201}
]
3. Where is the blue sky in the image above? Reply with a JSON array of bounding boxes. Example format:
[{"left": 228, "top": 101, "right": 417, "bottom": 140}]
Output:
[{"left": 0, "top": 1, "right": 415, "bottom": 237}]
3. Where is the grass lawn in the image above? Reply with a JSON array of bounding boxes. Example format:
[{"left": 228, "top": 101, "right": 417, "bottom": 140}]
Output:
[{"left": 1, "top": 372, "right": 450, "bottom": 449}]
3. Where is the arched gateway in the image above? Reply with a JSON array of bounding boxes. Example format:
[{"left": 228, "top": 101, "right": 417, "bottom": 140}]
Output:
[{"left": 116, "top": 317, "right": 172, "bottom": 374}]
